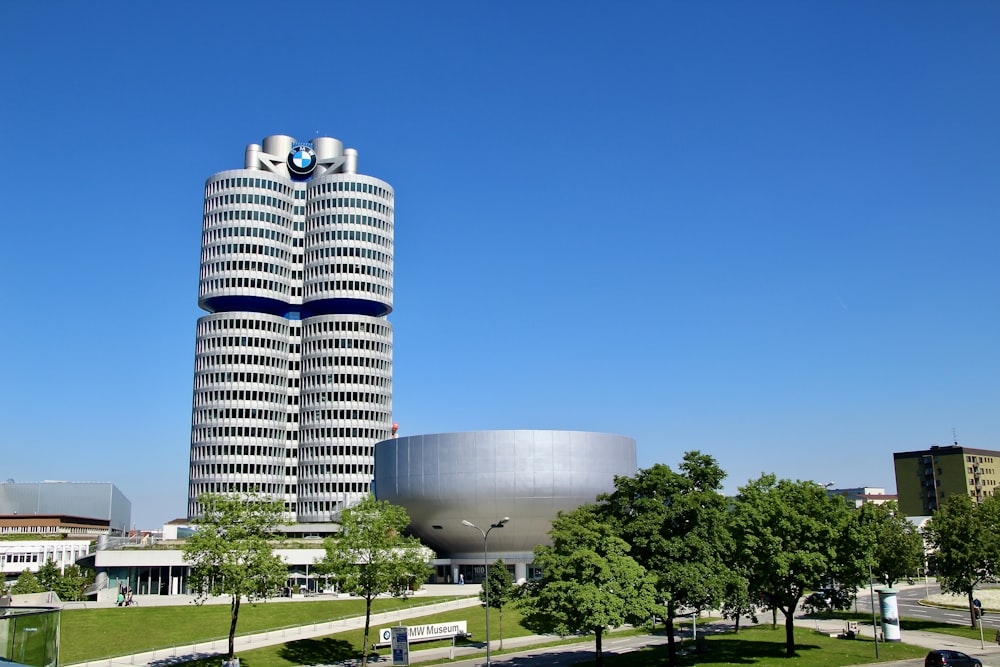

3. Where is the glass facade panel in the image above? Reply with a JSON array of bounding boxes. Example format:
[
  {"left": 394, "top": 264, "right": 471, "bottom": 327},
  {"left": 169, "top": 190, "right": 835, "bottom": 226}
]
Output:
[{"left": 0, "top": 607, "right": 60, "bottom": 667}]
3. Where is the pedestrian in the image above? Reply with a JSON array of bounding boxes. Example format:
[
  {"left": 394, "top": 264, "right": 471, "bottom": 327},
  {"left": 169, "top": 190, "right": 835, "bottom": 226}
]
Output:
[
  {"left": 117, "top": 592, "right": 125, "bottom": 607},
  {"left": 994, "top": 628, "right": 1000, "bottom": 646}
]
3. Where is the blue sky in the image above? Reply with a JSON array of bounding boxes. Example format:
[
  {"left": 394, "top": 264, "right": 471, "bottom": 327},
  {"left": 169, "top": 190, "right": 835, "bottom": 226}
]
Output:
[{"left": 1, "top": 2, "right": 998, "bottom": 527}]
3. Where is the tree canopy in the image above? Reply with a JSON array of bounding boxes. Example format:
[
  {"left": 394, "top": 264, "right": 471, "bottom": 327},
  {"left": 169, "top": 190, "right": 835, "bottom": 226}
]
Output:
[
  {"left": 315, "top": 495, "right": 432, "bottom": 663},
  {"left": 521, "top": 504, "right": 656, "bottom": 667},
  {"left": 857, "top": 500, "right": 925, "bottom": 588},
  {"left": 924, "top": 493, "right": 1000, "bottom": 626},
  {"left": 35, "top": 559, "right": 94, "bottom": 601},
  {"left": 183, "top": 492, "right": 288, "bottom": 659},
  {"left": 9, "top": 570, "right": 43, "bottom": 595},
  {"left": 600, "top": 452, "right": 732, "bottom": 666},
  {"left": 730, "top": 475, "right": 867, "bottom": 656},
  {"left": 480, "top": 558, "right": 516, "bottom": 650}
]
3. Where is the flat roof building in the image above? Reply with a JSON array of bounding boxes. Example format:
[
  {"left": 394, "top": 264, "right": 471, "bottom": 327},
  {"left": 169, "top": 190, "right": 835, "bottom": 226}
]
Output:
[
  {"left": 1, "top": 539, "right": 93, "bottom": 581},
  {"left": 893, "top": 444, "right": 1000, "bottom": 516},
  {"left": 827, "top": 487, "right": 897, "bottom": 508},
  {"left": 0, "top": 482, "right": 131, "bottom": 536},
  {"left": 187, "top": 135, "right": 394, "bottom": 522}
]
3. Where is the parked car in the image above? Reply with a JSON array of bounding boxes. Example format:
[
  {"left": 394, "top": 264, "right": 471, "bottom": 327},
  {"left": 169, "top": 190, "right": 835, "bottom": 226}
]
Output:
[
  {"left": 924, "top": 650, "right": 983, "bottom": 667},
  {"left": 803, "top": 587, "right": 853, "bottom": 612}
]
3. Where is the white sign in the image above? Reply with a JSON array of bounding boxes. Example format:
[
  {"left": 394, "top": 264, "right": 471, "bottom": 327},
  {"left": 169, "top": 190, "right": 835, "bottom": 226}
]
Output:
[
  {"left": 379, "top": 621, "right": 468, "bottom": 646},
  {"left": 390, "top": 626, "right": 408, "bottom": 666}
]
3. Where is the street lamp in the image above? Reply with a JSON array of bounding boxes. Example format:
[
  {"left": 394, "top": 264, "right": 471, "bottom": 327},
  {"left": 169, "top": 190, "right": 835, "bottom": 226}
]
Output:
[
  {"left": 462, "top": 517, "right": 510, "bottom": 666},
  {"left": 869, "top": 559, "right": 879, "bottom": 658}
]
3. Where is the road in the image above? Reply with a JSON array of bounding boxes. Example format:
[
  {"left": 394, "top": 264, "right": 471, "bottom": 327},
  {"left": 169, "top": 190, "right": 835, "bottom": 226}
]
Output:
[{"left": 853, "top": 581, "right": 999, "bottom": 632}]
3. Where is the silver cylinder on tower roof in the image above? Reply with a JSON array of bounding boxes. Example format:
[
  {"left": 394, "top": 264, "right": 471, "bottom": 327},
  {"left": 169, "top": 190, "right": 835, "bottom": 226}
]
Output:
[
  {"left": 262, "top": 134, "right": 294, "bottom": 157},
  {"left": 344, "top": 148, "right": 358, "bottom": 174},
  {"left": 244, "top": 144, "right": 261, "bottom": 170},
  {"left": 313, "top": 137, "right": 343, "bottom": 160}
]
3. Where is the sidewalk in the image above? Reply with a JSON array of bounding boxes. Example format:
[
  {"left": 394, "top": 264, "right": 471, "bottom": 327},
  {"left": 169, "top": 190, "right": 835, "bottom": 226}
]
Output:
[{"left": 799, "top": 614, "right": 1000, "bottom": 666}]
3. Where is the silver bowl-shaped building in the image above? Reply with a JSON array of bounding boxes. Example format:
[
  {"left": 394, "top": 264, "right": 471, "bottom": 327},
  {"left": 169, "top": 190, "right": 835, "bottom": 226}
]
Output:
[{"left": 374, "top": 430, "right": 636, "bottom": 567}]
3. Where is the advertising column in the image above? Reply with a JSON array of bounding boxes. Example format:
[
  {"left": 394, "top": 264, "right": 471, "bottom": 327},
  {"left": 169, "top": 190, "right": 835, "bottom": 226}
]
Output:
[{"left": 878, "top": 588, "right": 900, "bottom": 642}]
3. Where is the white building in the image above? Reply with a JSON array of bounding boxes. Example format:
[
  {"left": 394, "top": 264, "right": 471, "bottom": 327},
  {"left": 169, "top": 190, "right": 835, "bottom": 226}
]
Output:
[
  {"left": 187, "top": 135, "right": 395, "bottom": 523},
  {"left": 828, "top": 486, "right": 897, "bottom": 508},
  {"left": 1, "top": 540, "right": 93, "bottom": 579}
]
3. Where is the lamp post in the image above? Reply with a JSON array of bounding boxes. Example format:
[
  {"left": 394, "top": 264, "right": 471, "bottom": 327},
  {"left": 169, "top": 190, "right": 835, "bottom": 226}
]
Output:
[
  {"left": 462, "top": 517, "right": 510, "bottom": 666},
  {"left": 869, "top": 560, "right": 879, "bottom": 658}
]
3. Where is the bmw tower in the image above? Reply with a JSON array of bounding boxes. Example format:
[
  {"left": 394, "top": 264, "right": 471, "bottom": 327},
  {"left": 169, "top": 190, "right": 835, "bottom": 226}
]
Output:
[{"left": 187, "top": 135, "right": 394, "bottom": 522}]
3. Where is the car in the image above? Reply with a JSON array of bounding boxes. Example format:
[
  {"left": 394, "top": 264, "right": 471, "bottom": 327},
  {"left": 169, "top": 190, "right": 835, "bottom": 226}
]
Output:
[
  {"left": 924, "top": 650, "right": 982, "bottom": 667},
  {"left": 803, "top": 587, "right": 852, "bottom": 612},
  {"left": 804, "top": 591, "right": 831, "bottom": 609}
]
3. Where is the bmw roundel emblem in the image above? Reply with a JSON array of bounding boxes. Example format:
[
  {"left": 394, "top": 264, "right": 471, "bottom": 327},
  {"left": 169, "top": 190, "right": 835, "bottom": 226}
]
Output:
[{"left": 288, "top": 145, "right": 317, "bottom": 179}]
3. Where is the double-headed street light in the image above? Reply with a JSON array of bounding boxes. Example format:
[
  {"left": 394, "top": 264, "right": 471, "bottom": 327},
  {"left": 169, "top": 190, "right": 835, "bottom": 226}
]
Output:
[{"left": 462, "top": 517, "right": 510, "bottom": 666}]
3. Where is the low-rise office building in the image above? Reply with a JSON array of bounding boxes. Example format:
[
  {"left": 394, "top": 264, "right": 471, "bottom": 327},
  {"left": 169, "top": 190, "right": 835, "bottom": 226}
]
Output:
[
  {"left": 828, "top": 487, "right": 897, "bottom": 508},
  {"left": 1, "top": 539, "right": 93, "bottom": 581},
  {"left": 77, "top": 544, "right": 362, "bottom": 599},
  {"left": 0, "top": 482, "right": 131, "bottom": 536}
]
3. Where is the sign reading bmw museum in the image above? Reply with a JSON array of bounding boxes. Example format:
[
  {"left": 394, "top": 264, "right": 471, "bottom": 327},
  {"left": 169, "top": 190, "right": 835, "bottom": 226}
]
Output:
[
  {"left": 379, "top": 621, "right": 467, "bottom": 646},
  {"left": 287, "top": 144, "right": 317, "bottom": 179}
]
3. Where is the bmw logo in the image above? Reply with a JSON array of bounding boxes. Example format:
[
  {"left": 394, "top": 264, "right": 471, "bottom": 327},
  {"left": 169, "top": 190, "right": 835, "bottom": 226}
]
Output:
[{"left": 288, "top": 145, "right": 317, "bottom": 179}]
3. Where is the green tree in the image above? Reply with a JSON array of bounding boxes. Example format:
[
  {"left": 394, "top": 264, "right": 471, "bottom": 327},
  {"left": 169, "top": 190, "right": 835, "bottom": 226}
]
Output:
[
  {"left": 35, "top": 559, "right": 61, "bottom": 592},
  {"left": 316, "top": 495, "right": 433, "bottom": 664},
  {"left": 32, "top": 559, "right": 95, "bottom": 601},
  {"left": 924, "top": 493, "right": 1000, "bottom": 627},
  {"left": 858, "top": 501, "right": 925, "bottom": 588},
  {"left": 183, "top": 492, "right": 288, "bottom": 659},
  {"left": 600, "top": 452, "right": 732, "bottom": 666},
  {"left": 10, "top": 570, "right": 43, "bottom": 595},
  {"left": 718, "top": 566, "right": 758, "bottom": 633},
  {"left": 55, "top": 564, "right": 95, "bottom": 601},
  {"left": 730, "top": 475, "right": 867, "bottom": 657},
  {"left": 480, "top": 558, "right": 516, "bottom": 649},
  {"left": 521, "top": 504, "right": 656, "bottom": 667}
]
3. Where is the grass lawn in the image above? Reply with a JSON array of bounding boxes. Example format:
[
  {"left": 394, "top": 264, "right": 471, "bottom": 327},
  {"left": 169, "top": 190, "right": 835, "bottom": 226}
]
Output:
[
  {"left": 166, "top": 606, "right": 642, "bottom": 667},
  {"left": 117, "top": 605, "right": 537, "bottom": 667},
  {"left": 587, "top": 624, "right": 928, "bottom": 667},
  {"left": 121, "top": 610, "right": 928, "bottom": 667},
  {"left": 59, "top": 596, "right": 464, "bottom": 665}
]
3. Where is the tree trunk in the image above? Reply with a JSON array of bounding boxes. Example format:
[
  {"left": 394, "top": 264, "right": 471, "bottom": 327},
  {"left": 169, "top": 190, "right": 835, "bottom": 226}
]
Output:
[
  {"left": 734, "top": 614, "right": 741, "bottom": 634},
  {"left": 665, "top": 604, "right": 677, "bottom": 667},
  {"left": 969, "top": 590, "right": 977, "bottom": 628},
  {"left": 499, "top": 607, "right": 504, "bottom": 650},
  {"left": 783, "top": 605, "right": 797, "bottom": 657},
  {"left": 594, "top": 626, "right": 603, "bottom": 667},
  {"left": 362, "top": 595, "right": 373, "bottom": 662},
  {"left": 771, "top": 604, "right": 777, "bottom": 628},
  {"left": 228, "top": 595, "right": 241, "bottom": 659}
]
